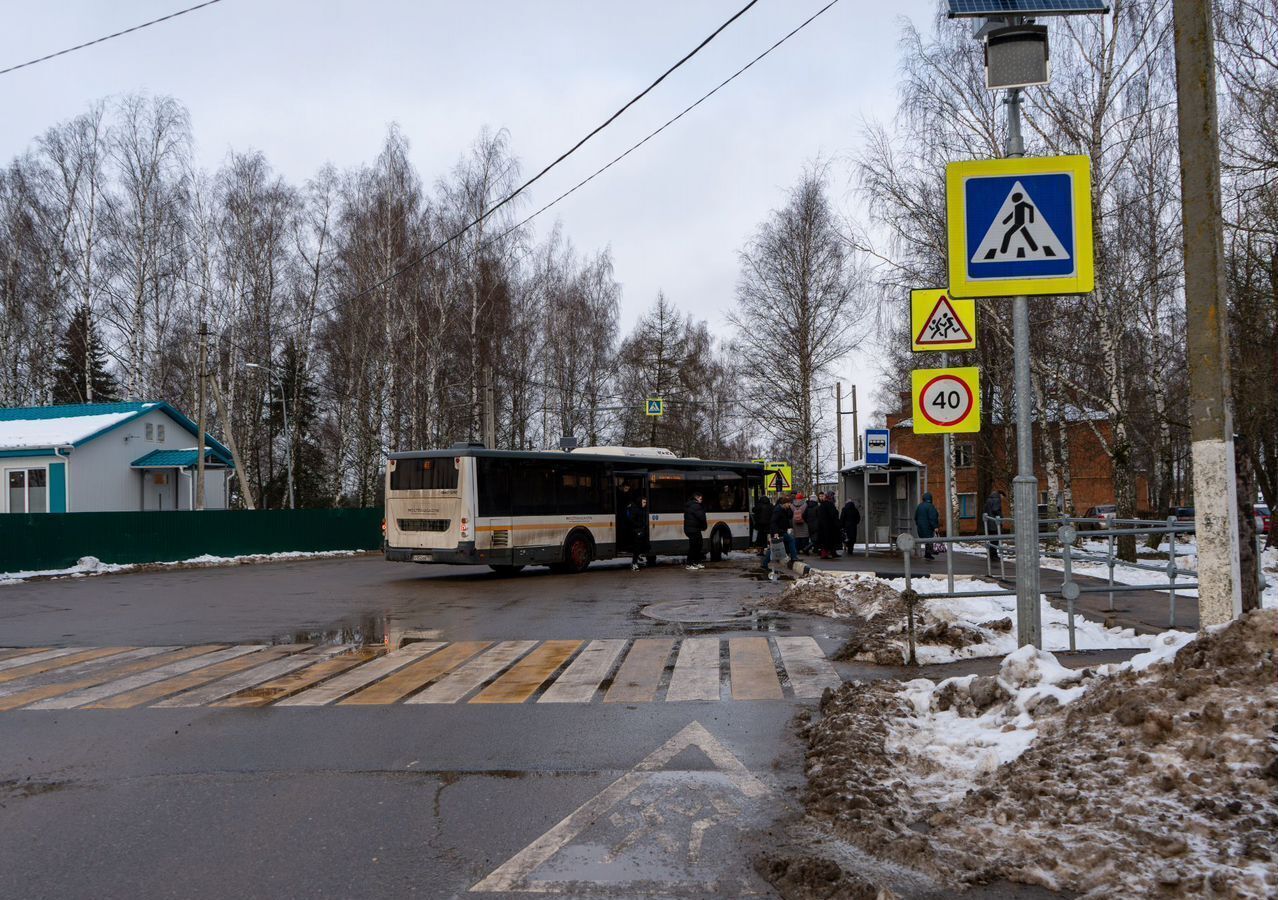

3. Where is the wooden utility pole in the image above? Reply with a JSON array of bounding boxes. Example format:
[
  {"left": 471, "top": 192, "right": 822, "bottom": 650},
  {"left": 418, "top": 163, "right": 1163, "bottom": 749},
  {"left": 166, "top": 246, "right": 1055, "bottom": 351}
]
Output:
[
  {"left": 483, "top": 364, "right": 496, "bottom": 449},
  {"left": 195, "top": 321, "right": 208, "bottom": 511},
  {"left": 211, "top": 375, "right": 255, "bottom": 510},
  {"left": 1172, "top": 0, "right": 1241, "bottom": 624}
]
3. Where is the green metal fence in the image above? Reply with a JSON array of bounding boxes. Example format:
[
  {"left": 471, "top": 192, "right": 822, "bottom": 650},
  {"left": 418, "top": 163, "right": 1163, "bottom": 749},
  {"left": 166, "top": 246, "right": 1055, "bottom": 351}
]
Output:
[{"left": 0, "top": 508, "right": 384, "bottom": 573}]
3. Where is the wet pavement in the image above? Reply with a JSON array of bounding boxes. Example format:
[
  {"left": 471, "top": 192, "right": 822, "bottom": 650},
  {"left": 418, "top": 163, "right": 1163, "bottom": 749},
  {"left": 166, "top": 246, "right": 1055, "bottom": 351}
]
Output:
[{"left": 0, "top": 554, "right": 1124, "bottom": 898}]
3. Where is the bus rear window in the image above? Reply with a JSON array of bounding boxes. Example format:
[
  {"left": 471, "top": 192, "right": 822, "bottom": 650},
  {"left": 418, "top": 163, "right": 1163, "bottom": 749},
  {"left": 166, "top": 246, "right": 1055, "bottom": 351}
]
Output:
[{"left": 390, "top": 457, "right": 458, "bottom": 491}]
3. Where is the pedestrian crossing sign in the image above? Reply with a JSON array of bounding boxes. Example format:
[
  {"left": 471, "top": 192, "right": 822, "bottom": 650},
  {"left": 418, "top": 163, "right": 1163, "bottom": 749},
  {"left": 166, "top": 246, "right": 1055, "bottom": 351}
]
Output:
[
  {"left": 645, "top": 398, "right": 664, "bottom": 417},
  {"left": 946, "top": 155, "right": 1094, "bottom": 298},
  {"left": 911, "top": 288, "right": 976, "bottom": 351},
  {"left": 753, "top": 459, "right": 792, "bottom": 494}
]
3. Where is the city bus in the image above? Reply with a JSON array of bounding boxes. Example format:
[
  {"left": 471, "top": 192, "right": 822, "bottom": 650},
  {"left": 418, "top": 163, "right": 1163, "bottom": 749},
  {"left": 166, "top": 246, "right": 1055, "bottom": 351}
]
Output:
[{"left": 383, "top": 445, "right": 764, "bottom": 574}]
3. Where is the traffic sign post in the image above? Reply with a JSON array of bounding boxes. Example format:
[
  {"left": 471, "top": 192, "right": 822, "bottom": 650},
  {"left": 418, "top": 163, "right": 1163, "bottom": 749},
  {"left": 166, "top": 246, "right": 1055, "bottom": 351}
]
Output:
[
  {"left": 945, "top": 155, "right": 1094, "bottom": 299},
  {"left": 645, "top": 398, "right": 664, "bottom": 417},
  {"left": 911, "top": 367, "right": 981, "bottom": 434},
  {"left": 911, "top": 289, "right": 976, "bottom": 351}
]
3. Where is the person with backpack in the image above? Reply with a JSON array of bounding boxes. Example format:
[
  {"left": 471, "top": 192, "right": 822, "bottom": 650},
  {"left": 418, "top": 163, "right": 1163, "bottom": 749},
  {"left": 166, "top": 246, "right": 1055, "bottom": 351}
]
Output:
[
  {"left": 792, "top": 493, "right": 810, "bottom": 554},
  {"left": 626, "top": 496, "right": 651, "bottom": 570},
  {"left": 915, "top": 492, "right": 940, "bottom": 560}
]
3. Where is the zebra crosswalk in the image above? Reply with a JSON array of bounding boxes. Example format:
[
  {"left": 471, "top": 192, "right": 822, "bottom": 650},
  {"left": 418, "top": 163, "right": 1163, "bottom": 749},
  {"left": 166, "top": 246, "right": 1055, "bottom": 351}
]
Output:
[{"left": 0, "top": 636, "right": 841, "bottom": 710}]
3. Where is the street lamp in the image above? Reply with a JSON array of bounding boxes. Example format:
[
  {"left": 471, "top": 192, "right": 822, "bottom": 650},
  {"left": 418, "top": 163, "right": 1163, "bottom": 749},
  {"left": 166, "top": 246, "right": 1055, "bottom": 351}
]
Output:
[{"left": 245, "top": 361, "right": 295, "bottom": 510}]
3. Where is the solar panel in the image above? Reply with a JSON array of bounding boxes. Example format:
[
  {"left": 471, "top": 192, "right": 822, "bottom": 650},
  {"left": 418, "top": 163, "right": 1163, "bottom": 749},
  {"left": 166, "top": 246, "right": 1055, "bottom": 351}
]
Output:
[{"left": 947, "top": 0, "right": 1110, "bottom": 18}]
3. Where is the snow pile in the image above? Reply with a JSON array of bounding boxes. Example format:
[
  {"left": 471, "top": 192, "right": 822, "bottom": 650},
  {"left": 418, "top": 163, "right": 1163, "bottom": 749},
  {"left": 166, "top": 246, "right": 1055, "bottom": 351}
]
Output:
[
  {"left": 0, "top": 550, "right": 364, "bottom": 584},
  {"left": 803, "top": 609, "right": 1278, "bottom": 898},
  {"left": 773, "top": 572, "right": 1170, "bottom": 665}
]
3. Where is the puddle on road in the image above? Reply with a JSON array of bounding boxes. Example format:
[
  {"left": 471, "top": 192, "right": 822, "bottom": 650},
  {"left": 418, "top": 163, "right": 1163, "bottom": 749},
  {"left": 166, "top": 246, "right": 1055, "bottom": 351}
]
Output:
[{"left": 274, "top": 615, "right": 441, "bottom": 650}]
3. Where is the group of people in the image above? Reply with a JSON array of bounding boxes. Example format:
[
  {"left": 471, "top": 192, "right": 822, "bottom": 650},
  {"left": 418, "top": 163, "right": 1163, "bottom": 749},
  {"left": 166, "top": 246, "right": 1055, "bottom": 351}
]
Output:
[
  {"left": 751, "top": 491, "right": 862, "bottom": 569},
  {"left": 621, "top": 491, "right": 709, "bottom": 572}
]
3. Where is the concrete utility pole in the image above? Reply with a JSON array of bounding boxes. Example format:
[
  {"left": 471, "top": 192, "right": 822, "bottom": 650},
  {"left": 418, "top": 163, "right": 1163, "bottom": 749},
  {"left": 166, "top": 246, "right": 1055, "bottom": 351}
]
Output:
[
  {"left": 836, "top": 383, "right": 843, "bottom": 504},
  {"left": 1005, "top": 83, "right": 1043, "bottom": 648},
  {"left": 483, "top": 365, "right": 497, "bottom": 449},
  {"left": 1171, "top": 0, "right": 1242, "bottom": 624},
  {"left": 195, "top": 321, "right": 207, "bottom": 511}
]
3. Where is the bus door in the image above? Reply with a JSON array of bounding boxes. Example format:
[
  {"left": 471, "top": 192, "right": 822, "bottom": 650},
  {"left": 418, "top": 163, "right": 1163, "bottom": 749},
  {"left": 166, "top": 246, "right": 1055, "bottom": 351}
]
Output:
[{"left": 613, "top": 471, "right": 648, "bottom": 555}]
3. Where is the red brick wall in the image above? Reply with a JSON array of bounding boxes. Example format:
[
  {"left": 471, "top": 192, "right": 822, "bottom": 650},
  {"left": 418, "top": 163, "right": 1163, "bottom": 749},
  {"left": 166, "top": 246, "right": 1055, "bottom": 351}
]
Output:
[{"left": 884, "top": 409, "right": 1150, "bottom": 534}]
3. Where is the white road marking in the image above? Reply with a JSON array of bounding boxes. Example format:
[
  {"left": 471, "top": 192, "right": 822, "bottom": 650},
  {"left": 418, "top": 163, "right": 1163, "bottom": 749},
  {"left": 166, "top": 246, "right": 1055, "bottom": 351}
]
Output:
[
  {"left": 664, "top": 638, "right": 721, "bottom": 702},
  {"left": 470, "top": 721, "right": 767, "bottom": 893},
  {"left": 152, "top": 645, "right": 350, "bottom": 707},
  {"left": 0, "top": 647, "right": 174, "bottom": 699},
  {"left": 0, "top": 647, "right": 89, "bottom": 672},
  {"left": 26, "top": 646, "right": 265, "bottom": 709},
  {"left": 406, "top": 641, "right": 536, "bottom": 704},
  {"left": 773, "top": 636, "right": 842, "bottom": 699},
  {"left": 274, "top": 642, "right": 443, "bottom": 707},
  {"left": 537, "top": 639, "right": 627, "bottom": 704}
]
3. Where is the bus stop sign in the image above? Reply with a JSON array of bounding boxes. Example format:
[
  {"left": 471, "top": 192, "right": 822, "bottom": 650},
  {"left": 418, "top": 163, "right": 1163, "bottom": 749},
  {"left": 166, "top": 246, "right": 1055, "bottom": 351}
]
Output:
[
  {"left": 865, "top": 429, "right": 890, "bottom": 466},
  {"left": 946, "top": 155, "right": 1094, "bottom": 298}
]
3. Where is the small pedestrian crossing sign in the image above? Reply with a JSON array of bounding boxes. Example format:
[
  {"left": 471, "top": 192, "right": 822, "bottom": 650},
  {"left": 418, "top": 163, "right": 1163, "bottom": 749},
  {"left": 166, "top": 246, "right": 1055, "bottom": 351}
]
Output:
[
  {"left": 645, "top": 398, "right": 664, "bottom": 417},
  {"left": 911, "top": 288, "right": 976, "bottom": 351},
  {"left": 946, "top": 155, "right": 1094, "bottom": 298}
]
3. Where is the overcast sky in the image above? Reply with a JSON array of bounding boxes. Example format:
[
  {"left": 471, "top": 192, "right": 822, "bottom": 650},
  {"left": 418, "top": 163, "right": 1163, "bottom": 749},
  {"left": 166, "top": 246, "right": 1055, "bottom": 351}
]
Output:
[{"left": 0, "top": 0, "right": 939, "bottom": 453}]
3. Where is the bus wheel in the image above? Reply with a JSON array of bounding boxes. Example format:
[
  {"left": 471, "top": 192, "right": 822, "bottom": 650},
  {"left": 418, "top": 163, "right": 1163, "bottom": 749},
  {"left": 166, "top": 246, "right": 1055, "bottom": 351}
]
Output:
[
  {"left": 709, "top": 526, "right": 732, "bottom": 562},
  {"left": 489, "top": 564, "right": 525, "bottom": 576},
  {"left": 559, "top": 533, "right": 593, "bottom": 574}
]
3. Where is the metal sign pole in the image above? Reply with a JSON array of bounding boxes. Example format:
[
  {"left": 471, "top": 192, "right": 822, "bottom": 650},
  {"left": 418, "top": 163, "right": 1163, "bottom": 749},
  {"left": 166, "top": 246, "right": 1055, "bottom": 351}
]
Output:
[
  {"left": 942, "top": 351, "right": 955, "bottom": 592},
  {"left": 1006, "top": 83, "right": 1042, "bottom": 648}
]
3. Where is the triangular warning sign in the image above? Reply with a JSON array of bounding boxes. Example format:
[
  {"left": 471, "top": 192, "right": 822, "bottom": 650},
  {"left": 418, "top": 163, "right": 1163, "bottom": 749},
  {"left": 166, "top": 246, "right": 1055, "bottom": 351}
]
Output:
[
  {"left": 470, "top": 722, "right": 769, "bottom": 894},
  {"left": 767, "top": 470, "right": 789, "bottom": 492},
  {"left": 971, "top": 180, "right": 1071, "bottom": 263},
  {"left": 914, "top": 294, "right": 974, "bottom": 347}
]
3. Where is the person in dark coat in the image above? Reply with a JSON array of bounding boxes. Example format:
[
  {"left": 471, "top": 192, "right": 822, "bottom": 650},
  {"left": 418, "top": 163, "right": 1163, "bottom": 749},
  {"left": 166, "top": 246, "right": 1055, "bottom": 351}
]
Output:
[
  {"left": 816, "top": 493, "right": 841, "bottom": 558},
  {"left": 841, "top": 499, "right": 861, "bottom": 554},
  {"left": 915, "top": 492, "right": 940, "bottom": 560},
  {"left": 683, "top": 492, "right": 708, "bottom": 569},
  {"left": 626, "top": 496, "right": 651, "bottom": 570},
  {"left": 751, "top": 494, "right": 774, "bottom": 549},
  {"left": 984, "top": 490, "right": 1003, "bottom": 561},
  {"left": 763, "top": 494, "right": 798, "bottom": 570}
]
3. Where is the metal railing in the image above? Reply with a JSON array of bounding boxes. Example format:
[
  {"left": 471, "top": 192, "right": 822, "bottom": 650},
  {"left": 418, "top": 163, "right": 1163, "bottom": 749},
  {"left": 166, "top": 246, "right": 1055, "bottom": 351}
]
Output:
[{"left": 893, "top": 514, "right": 1268, "bottom": 659}]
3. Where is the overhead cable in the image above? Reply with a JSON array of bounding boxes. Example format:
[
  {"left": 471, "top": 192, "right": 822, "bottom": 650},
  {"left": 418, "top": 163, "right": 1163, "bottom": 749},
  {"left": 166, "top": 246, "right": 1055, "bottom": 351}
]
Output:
[{"left": 0, "top": 0, "right": 225, "bottom": 77}]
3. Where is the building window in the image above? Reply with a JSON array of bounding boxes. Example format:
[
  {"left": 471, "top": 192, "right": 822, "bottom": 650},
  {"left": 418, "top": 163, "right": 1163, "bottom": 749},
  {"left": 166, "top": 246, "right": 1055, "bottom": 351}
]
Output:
[
  {"left": 157, "top": 424, "right": 166, "bottom": 442},
  {"left": 145, "top": 423, "right": 154, "bottom": 441},
  {"left": 5, "top": 467, "right": 47, "bottom": 513},
  {"left": 958, "top": 492, "right": 977, "bottom": 519},
  {"left": 954, "top": 443, "right": 974, "bottom": 468}
]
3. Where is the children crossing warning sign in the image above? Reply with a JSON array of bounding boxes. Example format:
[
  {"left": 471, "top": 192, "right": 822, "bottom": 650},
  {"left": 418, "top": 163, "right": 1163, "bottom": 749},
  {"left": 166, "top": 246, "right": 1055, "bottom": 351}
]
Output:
[
  {"left": 946, "top": 155, "right": 1094, "bottom": 298},
  {"left": 911, "top": 288, "right": 976, "bottom": 351},
  {"left": 911, "top": 366, "right": 981, "bottom": 434}
]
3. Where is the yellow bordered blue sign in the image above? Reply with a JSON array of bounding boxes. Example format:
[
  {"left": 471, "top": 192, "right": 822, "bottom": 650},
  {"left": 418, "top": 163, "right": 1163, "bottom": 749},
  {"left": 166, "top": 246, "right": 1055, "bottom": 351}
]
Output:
[
  {"left": 946, "top": 155, "right": 1094, "bottom": 298},
  {"left": 645, "top": 398, "right": 664, "bottom": 416}
]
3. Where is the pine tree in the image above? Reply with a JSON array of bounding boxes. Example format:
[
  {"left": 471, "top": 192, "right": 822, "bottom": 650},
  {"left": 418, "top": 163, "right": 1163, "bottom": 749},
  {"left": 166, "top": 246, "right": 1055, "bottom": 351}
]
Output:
[{"left": 51, "top": 304, "right": 118, "bottom": 404}]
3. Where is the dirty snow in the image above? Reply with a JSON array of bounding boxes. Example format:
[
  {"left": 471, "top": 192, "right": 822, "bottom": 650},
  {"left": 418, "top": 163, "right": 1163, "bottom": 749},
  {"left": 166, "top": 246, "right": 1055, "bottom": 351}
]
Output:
[
  {"left": 770, "top": 571, "right": 1171, "bottom": 665},
  {"left": 803, "top": 609, "right": 1278, "bottom": 898},
  {"left": 0, "top": 550, "right": 364, "bottom": 585}
]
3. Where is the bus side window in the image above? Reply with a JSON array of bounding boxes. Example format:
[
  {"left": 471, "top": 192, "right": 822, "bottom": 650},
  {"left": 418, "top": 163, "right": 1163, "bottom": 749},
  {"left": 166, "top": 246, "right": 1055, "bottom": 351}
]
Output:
[
  {"left": 513, "top": 463, "right": 556, "bottom": 516},
  {"left": 477, "top": 458, "right": 512, "bottom": 516},
  {"left": 558, "top": 463, "right": 602, "bottom": 515},
  {"left": 649, "top": 472, "right": 685, "bottom": 513}
]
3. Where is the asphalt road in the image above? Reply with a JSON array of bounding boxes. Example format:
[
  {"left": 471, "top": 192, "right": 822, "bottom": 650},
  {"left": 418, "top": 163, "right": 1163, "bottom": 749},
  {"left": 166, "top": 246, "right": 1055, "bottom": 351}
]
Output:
[{"left": 0, "top": 556, "right": 851, "bottom": 900}]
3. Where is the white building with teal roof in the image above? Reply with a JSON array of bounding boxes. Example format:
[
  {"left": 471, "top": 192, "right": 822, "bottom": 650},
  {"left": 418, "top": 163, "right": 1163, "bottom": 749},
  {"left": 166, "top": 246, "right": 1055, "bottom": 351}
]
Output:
[{"left": 0, "top": 402, "right": 234, "bottom": 513}]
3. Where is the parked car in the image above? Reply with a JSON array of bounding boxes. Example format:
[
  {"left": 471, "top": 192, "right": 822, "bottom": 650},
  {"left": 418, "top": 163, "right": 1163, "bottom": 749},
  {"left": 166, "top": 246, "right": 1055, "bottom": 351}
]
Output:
[
  {"left": 1081, "top": 504, "right": 1117, "bottom": 530},
  {"left": 1172, "top": 506, "right": 1195, "bottom": 524},
  {"left": 1255, "top": 503, "right": 1271, "bottom": 535}
]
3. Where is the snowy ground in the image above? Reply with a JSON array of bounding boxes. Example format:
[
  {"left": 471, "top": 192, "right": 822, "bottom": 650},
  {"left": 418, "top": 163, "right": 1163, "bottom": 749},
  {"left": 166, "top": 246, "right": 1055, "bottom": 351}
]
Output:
[
  {"left": 0, "top": 550, "right": 365, "bottom": 585},
  {"left": 771, "top": 572, "right": 1173, "bottom": 665},
  {"left": 803, "top": 609, "right": 1278, "bottom": 898}
]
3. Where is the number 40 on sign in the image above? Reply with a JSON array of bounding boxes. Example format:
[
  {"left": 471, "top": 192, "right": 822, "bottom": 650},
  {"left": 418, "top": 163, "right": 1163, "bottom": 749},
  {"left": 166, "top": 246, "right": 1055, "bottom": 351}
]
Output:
[{"left": 911, "top": 366, "right": 981, "bottom": 434}]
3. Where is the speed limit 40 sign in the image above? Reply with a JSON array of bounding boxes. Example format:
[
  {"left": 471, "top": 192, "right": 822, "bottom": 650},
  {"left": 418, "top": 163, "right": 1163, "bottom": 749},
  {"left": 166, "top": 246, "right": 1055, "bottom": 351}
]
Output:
[{"left": 911, "top": 366, "right": 981, "bottom": 434}]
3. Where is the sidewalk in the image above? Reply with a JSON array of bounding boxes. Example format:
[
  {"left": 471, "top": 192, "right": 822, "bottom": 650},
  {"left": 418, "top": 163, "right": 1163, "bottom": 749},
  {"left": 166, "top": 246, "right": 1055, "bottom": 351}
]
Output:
[{"left": 778, "top": 546, "right": 1197, "bottom": 635}]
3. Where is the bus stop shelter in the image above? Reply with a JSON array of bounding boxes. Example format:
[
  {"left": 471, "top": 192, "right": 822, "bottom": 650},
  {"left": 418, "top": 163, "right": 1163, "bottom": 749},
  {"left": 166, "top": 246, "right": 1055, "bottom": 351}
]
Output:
[{"left": 840, "top": 454, "right": 927, "bottom": 553}]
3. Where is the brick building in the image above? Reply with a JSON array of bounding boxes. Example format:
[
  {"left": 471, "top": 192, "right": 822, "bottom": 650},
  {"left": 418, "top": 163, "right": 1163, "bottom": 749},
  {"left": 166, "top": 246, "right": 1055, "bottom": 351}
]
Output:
[{"left": 884, "top": 400, "right": 1150, "bottom": 535}]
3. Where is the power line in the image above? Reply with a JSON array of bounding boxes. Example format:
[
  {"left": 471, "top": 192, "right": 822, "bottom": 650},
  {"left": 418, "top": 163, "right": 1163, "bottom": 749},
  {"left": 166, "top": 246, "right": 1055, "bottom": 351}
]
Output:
[
  {"left": 243, "top": 0, "right": 837, "bottom": 348},
  {"left": 282, "top": 1, "right": 760, "bottom": 321},
  {"left": 0, "top": 0, "right": 225, "bottom": 78}
]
